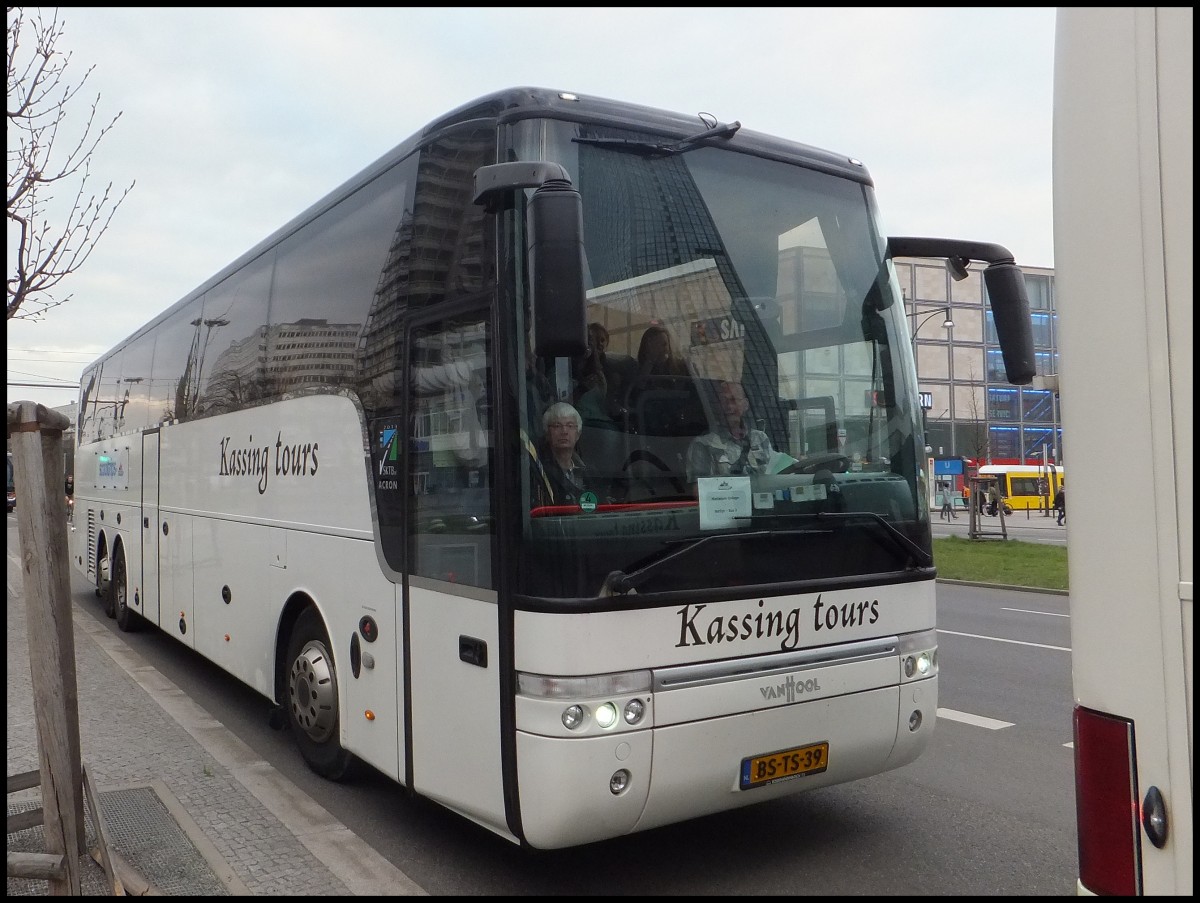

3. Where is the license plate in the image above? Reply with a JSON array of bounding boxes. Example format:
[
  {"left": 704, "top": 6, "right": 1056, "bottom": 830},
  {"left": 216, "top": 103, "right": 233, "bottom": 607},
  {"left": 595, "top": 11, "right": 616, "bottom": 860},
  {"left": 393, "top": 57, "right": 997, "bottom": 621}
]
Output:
[{"left": 740, "top": 741, "right": 829, "bottom": 789}]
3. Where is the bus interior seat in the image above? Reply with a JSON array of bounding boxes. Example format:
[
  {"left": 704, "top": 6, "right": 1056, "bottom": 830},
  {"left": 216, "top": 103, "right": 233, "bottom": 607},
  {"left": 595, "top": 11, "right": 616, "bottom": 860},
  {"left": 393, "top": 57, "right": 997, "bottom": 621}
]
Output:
[
  {"left": 576, "top": 420, "right": 628, "bottom": 500},
  {"left": 621, "top": 375, "right": 710, "bottom": 501}
]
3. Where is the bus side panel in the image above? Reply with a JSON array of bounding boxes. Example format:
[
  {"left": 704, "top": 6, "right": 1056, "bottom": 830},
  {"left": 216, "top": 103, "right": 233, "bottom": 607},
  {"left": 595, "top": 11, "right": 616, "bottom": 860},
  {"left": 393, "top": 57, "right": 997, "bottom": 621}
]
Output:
[
  {"left": 408, "top": 584, "right": 506, "bottom": 836},
  {"left": 273, "top": 530, "right": 404, "bottom": 784},
  {"left": 1054, "top": 7, "right": 1193, "bottom": 894},
  {"left": 72, "top": 437, "right": 141, "bottom": 620},
  {"left": 153, "top": 397, "right": 403, "bottom": 782},
  {"left": 192, "top": 518, "right": 277, "bottom": 697},
  {"left": 159, "top": 512, "right": 196, "bottom": 649}
]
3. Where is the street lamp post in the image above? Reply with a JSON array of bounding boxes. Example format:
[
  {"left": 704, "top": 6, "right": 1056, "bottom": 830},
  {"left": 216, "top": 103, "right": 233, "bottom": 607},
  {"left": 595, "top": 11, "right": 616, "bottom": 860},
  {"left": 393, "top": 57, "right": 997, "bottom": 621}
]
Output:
[
  {"left": 909, "top": 305, "right": 954, "bottom": 452},
  {"left": 909, "top": 306, "right": 954, "bottom": 351}
]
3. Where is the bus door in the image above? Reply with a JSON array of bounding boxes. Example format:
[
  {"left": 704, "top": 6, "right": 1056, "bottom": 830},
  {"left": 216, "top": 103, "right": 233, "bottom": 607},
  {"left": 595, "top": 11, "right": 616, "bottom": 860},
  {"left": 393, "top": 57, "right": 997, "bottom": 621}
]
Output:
[
  {"left": 403, "top": 311, "right": 506, "bottom": 827},
  {"left": 157, "top": 431, "right": 195, "bottom": 649},
  {"left": 140, "top": 429, "right": 161, "bottom": 625}
]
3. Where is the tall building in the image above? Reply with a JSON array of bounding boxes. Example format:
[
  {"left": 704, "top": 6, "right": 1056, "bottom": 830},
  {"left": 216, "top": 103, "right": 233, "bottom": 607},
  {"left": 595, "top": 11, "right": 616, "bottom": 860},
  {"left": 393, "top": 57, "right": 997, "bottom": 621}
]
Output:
[{"left": 893, "top": 257, "right": 1060, "bottom": 467}]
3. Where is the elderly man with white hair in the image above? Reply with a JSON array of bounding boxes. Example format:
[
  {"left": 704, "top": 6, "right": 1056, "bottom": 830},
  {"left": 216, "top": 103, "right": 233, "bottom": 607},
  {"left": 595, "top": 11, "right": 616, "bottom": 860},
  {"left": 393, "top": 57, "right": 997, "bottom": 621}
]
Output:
[{"left": 531, "top": 401, "right": 594, "bottom": 508}]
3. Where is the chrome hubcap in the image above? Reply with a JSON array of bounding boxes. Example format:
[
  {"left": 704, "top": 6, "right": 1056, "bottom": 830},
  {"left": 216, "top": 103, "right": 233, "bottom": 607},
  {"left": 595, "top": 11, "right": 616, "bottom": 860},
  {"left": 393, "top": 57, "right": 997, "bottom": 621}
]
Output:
[{"left": 288, "top": 640, "right": 337, "bottom": 742}]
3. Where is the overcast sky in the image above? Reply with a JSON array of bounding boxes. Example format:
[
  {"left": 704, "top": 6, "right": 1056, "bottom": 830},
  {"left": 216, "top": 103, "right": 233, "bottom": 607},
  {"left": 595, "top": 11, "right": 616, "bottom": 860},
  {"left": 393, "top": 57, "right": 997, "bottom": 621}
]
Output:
[{"left": 7, "top": 6, "right": 1057, "bottom": 410}]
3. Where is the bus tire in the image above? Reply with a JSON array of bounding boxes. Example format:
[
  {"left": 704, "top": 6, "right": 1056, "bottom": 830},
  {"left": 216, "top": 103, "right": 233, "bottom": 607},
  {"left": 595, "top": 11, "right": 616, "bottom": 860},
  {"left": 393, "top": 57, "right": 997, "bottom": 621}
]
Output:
[
  {"left": 111, "top": 549, "right": 138, "bottom": 633},
  {"left": 97, "top": 547, "right": 115, "bottom": 618},
  {"left": 285, "top": 607, "right": 355, "bottom": 781}
]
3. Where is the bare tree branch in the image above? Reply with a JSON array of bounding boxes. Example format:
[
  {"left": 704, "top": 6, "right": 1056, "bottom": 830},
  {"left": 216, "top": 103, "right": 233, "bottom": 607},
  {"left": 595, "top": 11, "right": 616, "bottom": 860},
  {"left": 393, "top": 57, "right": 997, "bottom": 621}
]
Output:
[
  {"left": 7, "top": 6, "right": 135, "bottom": 321},
  {"left": 962, "top": 359, "right": 991, "bottom": 464}
]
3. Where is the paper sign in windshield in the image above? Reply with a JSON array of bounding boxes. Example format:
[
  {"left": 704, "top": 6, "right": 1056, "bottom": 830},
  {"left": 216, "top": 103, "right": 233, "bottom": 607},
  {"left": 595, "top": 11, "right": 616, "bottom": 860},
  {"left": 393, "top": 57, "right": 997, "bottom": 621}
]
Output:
[{"left": 698, "top": 475, "right": 752, "bottom": 529}]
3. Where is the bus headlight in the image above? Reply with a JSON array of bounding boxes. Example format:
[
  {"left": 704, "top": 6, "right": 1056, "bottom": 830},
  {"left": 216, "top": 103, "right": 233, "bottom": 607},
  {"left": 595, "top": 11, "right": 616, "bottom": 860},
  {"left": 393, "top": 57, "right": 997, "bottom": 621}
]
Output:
[
  {"left": 562, "top": 704, "right": 586, "bottom": 730},
  {"left": 519, "top": 670, "right": 653, "bottom": 736},
  {"left": 897, "top": 629, "right": 938, "bottom": 683},
  {"left": 595, "top": 702, "right": 618, "bottom": 729},
  {"left": 623, "top": 698, "right": 645, "bottom": 725}
]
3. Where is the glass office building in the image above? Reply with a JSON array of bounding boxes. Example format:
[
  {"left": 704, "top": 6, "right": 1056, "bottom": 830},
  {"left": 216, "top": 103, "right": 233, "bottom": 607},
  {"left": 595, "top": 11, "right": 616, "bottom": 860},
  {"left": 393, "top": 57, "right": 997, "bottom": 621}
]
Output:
[{"left": 894, "top": 258, "right": 1060, "bottom": 467}]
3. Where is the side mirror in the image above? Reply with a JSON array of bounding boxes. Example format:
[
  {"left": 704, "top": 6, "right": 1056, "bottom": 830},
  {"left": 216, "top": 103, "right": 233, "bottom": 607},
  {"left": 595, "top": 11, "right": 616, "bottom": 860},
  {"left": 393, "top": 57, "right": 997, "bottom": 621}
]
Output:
[
  {"left": 888, "top": 237, "right": 1036, "bottom": 385},
  {"left": 528, "top": 181, "right": 587, "bottom": 358},
  {"left": 981, "top": 263, "right": 1035, "bottom": 385},
  {"left": 474, "top": 162, "right": 588, "bottom": 359}
]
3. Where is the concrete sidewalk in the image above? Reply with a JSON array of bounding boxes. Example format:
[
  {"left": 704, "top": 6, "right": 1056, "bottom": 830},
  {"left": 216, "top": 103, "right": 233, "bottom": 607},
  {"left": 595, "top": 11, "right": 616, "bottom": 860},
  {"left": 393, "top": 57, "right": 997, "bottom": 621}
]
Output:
[
  {"left": 932, "top": 504, "right": 1068, "bottom": 530},
  {"left": 6, "top": 535, "right": 425, "bottom": 896}
]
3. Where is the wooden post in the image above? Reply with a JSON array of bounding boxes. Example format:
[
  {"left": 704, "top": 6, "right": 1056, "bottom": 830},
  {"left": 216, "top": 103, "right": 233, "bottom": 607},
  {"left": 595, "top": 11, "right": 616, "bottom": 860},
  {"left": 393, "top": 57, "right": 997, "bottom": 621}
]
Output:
[{"left": 7, "top": 401, "right": 85, "bottom": 894}]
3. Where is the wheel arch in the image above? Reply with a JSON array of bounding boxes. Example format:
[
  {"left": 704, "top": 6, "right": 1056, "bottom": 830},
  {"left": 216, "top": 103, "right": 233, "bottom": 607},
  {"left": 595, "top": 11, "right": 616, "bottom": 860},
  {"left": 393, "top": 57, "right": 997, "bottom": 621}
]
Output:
[
  {"left": 95, "top": 528, "right": 110, "bottom": 566},
  {"left": 274, "top": 591, "right": 320, "bottom": 705}
]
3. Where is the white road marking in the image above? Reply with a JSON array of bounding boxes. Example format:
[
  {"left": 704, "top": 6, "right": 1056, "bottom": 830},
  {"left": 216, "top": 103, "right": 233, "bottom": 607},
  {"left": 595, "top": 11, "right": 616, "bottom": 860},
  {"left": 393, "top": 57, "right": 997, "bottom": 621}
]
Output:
[
  {"left": 1002, "top": 606, "right": 1069, "bottom": 618},
  {"left": 937, "top": 708, "right": 1014, "bottom": 730},
  {"left": 937, "top": 628, "right": 1070, "bottom": 652}
]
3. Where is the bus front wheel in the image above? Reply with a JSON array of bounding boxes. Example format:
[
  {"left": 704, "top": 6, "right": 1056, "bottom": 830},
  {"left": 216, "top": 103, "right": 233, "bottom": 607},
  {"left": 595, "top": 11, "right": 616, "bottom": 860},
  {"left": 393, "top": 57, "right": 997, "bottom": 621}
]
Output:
[
  {"left": 97, "top": 549, "right": 115, "bottom": 618},
  {"left": 285, "top": 607, "right": 355, "bottom": 781}
]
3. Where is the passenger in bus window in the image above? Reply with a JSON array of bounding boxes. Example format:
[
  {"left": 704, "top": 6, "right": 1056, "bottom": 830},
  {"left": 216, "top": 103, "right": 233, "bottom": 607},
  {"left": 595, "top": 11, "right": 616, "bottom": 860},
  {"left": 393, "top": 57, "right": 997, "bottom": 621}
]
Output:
[
  {"left": 573, "top": 322, "right": 629, "bottom": 426},
  {"left": 531, "top": 402, "right": 595, "bottom": 508},
  {"left": 634, "top": 323, "right": 688, "bottom": 378},
  {"left": 686, "top": 380, "right": 776, "bottom": 485}
]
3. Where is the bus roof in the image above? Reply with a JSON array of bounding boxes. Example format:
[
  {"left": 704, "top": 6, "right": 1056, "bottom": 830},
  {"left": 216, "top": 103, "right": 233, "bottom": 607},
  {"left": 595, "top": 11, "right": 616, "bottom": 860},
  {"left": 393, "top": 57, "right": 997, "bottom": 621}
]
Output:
[{"left": 82, "top": 87, "right": 874, "bottom": 372}]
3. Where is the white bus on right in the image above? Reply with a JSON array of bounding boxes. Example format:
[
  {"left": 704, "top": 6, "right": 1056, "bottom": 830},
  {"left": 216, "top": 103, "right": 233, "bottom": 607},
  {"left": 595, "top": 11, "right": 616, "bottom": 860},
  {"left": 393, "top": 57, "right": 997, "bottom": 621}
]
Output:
[{"left": 1053, "top": 7, "right": 1192, "bottom": 896}]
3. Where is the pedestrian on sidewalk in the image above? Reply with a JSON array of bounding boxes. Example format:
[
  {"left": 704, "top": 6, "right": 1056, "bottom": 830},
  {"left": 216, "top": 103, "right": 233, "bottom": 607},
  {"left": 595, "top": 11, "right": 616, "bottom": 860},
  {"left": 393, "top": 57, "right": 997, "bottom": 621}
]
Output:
[
  {"left": 1053, "top": 482, "right": 1066, "bottom": 525},
  {"left": 939, "top": 482, "right": 957, "bottom": 520}
]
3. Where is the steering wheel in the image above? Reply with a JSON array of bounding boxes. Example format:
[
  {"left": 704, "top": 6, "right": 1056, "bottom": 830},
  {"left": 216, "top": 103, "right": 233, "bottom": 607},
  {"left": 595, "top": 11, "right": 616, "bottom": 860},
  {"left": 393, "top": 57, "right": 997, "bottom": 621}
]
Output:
[{"left": 779, "top": 452, "right": 851, "bottom": 475}]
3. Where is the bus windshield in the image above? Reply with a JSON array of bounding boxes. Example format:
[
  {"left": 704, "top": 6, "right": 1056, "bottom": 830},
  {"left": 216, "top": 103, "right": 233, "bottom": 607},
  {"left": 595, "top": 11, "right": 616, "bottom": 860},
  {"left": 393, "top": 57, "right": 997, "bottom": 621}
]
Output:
[{"left": 511, "top": 119, "right": 927, "bottom": 599}]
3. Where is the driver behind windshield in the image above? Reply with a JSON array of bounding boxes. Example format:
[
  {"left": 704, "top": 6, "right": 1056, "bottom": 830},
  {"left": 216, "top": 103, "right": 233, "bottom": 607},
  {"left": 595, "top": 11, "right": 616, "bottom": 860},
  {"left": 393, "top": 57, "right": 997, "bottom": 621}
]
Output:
[{"left": 686, "top": 380, "right": 777, "bottom": 485}]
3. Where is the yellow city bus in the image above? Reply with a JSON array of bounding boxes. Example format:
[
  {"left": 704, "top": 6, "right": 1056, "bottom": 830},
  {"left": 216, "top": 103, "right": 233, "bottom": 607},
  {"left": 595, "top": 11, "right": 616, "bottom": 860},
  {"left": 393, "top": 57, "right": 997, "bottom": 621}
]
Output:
[{"left": 976, "top": 464, "right": 1063, "bottom": 512}]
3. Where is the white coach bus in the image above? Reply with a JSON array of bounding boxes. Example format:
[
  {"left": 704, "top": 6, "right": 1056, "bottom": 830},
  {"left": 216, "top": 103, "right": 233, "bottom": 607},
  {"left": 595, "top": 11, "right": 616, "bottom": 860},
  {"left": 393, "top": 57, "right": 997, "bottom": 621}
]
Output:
[
  {"left": 1053, "top": 8, "right": 1193, "bottom": 895},
  {"left": 70, "top": 87, "right": 1035, "bottom": 849}
]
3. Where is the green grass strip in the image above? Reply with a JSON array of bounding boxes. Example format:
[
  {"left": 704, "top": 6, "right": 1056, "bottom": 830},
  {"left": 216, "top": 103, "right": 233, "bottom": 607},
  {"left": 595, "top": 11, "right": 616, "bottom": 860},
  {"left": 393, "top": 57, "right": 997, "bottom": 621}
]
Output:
[{"left": 932, "top": 536, "right": 1068, "bottom": 591}]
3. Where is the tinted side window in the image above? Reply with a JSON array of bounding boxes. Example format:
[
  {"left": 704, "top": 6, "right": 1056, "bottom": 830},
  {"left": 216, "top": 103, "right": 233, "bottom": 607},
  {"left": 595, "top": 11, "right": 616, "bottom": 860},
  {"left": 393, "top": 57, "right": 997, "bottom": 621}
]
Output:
[
  {"left": 359, "top": 124, "right": 496, "bottom": 425},
  {"left": 95, "top": 349, "right": 124, "bottom": 440},
  {"left": 149, "top": 296, "right": 207, "bottom": 423},
  {"left": 120, "top": 332, "right": 157, "bottom": 433},
  {"left": 407, "top": 312, "right": 493, "bottom": 588},
  {"left": 269, "top": 165, "right": 411, "bottom": 401},
  {"left": 196, "top": 253, "right": 274, "bottom": 416}
]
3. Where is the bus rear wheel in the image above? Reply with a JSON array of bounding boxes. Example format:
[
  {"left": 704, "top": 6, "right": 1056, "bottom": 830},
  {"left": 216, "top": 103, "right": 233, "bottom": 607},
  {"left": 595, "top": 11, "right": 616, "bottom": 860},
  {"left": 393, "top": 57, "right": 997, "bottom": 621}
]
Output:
[
  {"left": 285, "top": 607, "right": 355, "bottom": 781},
  {"left": 110, "top": 551, "right": 138, "bottom": 633}
]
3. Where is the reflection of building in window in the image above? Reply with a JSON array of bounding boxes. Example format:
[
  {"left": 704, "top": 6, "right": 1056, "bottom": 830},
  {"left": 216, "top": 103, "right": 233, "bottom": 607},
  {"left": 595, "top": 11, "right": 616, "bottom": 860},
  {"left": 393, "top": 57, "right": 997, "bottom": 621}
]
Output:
[
  {"left": 202, "top": 318, "right": 360, "bottom": 413},
  {"left": 266, "top": 319, "right": 360, "bottom": 389},
  {"left": 410, "top": 324, "right": 489, "bottom": 470},
  {"left": 357, "top": 124, "right": 494, "bottom": 420}
]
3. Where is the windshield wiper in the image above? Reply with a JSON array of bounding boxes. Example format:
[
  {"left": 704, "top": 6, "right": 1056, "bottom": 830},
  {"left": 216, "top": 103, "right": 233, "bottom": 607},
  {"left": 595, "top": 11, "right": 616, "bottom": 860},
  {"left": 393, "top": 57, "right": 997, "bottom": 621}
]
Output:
[
  {"left": 744, "top": 511, "right": 933, "bottom": 569},
  {"left": 574, "top": 120, "right": 741, "bottom": 158},
  {"left": 601, "top": 509, "right": 931, "bottom": 596},
  {"left": 601, "top": 528, "right": 770, "bottom": 595}
]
